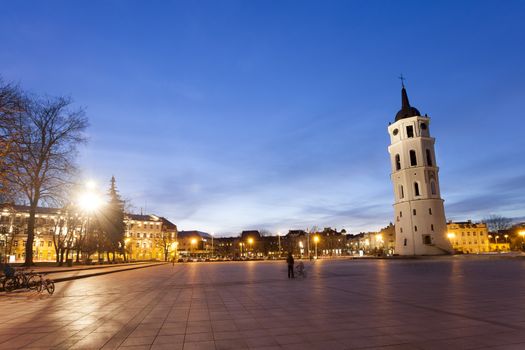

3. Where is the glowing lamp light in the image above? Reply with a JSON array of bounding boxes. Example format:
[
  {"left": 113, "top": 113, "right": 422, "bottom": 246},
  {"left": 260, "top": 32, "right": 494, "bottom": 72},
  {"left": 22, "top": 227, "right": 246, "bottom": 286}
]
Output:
[
  {"left": 248, "top": 238, "right": 254, "bottom": 245},
  {"left": 447, "top": 233, "right": 456, "bottom": 239},
  {"left": 313, "top": 236, "right": 320, "bottom": 243},
  {"left": 78, "top": 192, "right": 103, "bottom": 212},
  {"left": 85, "top": 180, "right": 97, "bottom": 190},
  {"left": 191, "top": 238, "right": 197, "bottom": 245},
  {"left": 519, "top": 231, "right": 525, "bottom": 237}
]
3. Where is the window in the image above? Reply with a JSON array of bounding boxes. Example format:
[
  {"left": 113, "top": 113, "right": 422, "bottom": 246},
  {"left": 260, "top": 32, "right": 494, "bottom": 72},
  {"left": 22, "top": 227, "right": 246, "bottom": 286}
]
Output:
[
  {"left": 400, "top": 211, "right": 403, "bottom": 218},
  {"left": 413, "top": 209, "right": 416, "bottom": 216},
  {"left": 40, "top": 241, "right": 44, "bottom": 247},
  {"left": 429, "top": 208, "right": 432, "bottom": 215},
  {"left": 404, "top": 238, "right": 407, "bottom": 246},
  {"left": 136, "top": 242, "right": 140, "bottom": 248},
  {"left": 14, "top": 241, "right": 18, "bottom": 247},
  {"left": 410, "top": 150, "right": 417, "bottom": 166},
  {"left": 426, "top": 149, "right": 433, "bottom": 166},
  {"left": 431, "top": 181, "right": 436, "bottom": 195},
  {"left": 137, "top": 233, "right": 141, "bottom": 238},
  {"left": 399, "top": 185, "right": 404, "bottom": 199},
  {"left": 407, "top": 125, "right": 414, "bottom": 138},
  {"left": 414, "top": 226, "right": 418, "bottom": 232},
  {"left": 414, "top": 182, "right": 420, "bottom": 196},
  {"left": 431, "top": 224, "right": 434, "bottom": 231},
  {"left": 394, "top": 154, "right": 401, "bottom": 171},
  {"left": 423, "top": 235, "right": 432, "bottom": 245},
  {"left": 400, "top": 227, "right": 403, "bottom": 233}
]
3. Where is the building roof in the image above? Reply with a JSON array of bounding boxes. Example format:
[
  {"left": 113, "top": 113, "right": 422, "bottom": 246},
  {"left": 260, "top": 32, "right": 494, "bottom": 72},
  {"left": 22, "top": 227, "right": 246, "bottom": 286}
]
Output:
[
  {"left": 395, "top": 86, "right": 421, "bottom": 121},
  {"left": 178, "top": 230, "right": 212, "bottom": 239},
  {"left": 0, "top": 204, "right": 62, "bottom": 215}
]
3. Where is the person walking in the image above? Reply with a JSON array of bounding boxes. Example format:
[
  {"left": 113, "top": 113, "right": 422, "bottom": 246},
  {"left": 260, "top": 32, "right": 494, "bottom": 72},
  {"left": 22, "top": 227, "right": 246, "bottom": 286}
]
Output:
[{"left": 286, "top": 252, "right": 295, "bottom": 279}]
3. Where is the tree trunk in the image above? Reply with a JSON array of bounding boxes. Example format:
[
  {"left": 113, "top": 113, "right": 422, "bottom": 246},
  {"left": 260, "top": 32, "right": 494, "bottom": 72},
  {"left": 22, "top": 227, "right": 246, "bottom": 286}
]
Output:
[
  {"left": 24, "top": 201, "right": 38, "bottom": 266},
  {"left": 75, "top": 249, "right": 80, "bottom": 263},
  {"left": 59, "top": 249, "right": 65, "bottom": 266}
]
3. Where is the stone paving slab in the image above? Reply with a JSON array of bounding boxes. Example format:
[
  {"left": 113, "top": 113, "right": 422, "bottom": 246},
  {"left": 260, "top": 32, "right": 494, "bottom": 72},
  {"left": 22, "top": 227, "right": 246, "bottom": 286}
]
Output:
[{"left": 1, "top": 258, "right": 525, "bottom": 349}]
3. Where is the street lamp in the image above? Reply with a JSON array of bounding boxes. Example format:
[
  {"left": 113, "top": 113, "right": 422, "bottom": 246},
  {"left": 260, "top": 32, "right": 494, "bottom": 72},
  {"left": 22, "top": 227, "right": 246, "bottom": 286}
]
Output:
[
  {"left": 519, "top": 231, "right": 525, "bottom": 251},
  {"left": 191, "top": 238, "right": 197, "bottom": 258},
  {"left": 277, "top": 232, "right": 281, "bottom": 258},
  {"left": 313, "top": 235, "right": 320, "bottom": 259},
  {"left": 211, "top": 233, "right": 214, "bottom": 259},
  {"left": 77, "top": 180, "right": 103, "bottom": 263},
  {"left": 247, "top": 238, "right": 254, "bottom": 257}
]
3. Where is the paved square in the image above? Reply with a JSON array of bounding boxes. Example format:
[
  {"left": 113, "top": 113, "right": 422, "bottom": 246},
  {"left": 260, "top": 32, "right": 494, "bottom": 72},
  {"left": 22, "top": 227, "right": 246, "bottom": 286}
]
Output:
[{"left": 1, "top": 257, "right": 525, "bottom": 349}]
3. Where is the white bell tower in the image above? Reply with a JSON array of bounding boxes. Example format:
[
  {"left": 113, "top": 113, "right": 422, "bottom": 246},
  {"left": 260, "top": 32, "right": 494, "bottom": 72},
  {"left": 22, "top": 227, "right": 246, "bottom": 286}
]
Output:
[{"left": 387, "top": 83, "right": 452, "bottom": 255}]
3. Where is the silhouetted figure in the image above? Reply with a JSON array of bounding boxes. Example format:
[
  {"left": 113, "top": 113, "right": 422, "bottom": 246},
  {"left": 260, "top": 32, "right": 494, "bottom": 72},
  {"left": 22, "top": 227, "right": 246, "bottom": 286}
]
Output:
[{"left": 287, "top": 252, "right": 294, "bottom": 279}]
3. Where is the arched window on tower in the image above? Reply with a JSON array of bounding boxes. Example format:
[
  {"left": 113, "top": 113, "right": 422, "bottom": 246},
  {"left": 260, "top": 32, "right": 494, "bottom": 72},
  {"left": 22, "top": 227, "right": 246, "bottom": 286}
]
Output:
[
  {"left": 399, "top": 185, "right": 404, "bottom": 199},
  {"left": 426, "top": 149, "right": 433, "bottom": 166},
  {"left": 414, "top": 182, "right": 420, "bottom": 196},
  {"left": 430, "top": 181, "right": 437, "bottom": 195},
  {"left": 409, "top": 150, "right": 417, "bottom": 166},
  {"left": 395, "top": 154, "right": 401, "bottom": 170}
]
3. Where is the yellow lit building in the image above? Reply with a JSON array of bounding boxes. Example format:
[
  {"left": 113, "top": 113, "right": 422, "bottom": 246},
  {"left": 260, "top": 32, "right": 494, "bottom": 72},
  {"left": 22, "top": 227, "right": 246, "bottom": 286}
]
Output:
[
  {"left": 125, "top": 214, "right": 178, "bottom": 261},
  {"left": 446, "top": 221, "right": 509, "bottom": 253},
  {"left": 0, "top": 204, "right": 177, "bottom": 262}
]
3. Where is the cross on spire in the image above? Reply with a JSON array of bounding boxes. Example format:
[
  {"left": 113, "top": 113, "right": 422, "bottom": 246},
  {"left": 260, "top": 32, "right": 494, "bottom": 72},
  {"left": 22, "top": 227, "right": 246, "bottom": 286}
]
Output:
[{"left": 398, "top": 74, "right": 406, "bottom": 88}]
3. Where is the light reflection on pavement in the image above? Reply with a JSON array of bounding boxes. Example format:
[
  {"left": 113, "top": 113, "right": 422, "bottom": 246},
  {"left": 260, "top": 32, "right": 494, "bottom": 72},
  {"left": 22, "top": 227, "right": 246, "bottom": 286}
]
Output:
[{"left": 1, "top": 258, "right": 525, "bottom": 349}]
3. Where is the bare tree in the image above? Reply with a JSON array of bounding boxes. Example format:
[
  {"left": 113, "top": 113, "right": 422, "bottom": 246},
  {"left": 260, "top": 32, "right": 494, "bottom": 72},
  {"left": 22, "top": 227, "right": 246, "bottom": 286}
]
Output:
[
  {"left": 6, "top": 96, "right": 88, "bottom": 266},
  {"left": 483, "top": 215, "right": 512, "bottom": 233},
  {"left": 0, "top": 79, "right": 24, "bottom": 201}
]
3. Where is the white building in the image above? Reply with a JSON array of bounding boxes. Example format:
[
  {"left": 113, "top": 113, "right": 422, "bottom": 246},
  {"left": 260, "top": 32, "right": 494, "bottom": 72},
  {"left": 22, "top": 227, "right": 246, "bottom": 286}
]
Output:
[{"left": 387, "top": 84, "right": 452, "bottom": 255}]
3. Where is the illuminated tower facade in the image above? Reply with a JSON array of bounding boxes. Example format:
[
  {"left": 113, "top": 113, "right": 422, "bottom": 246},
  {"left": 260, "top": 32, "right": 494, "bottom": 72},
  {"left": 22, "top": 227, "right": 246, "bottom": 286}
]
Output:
[{"left": 387, "top": 84, "right": 452, "bottom": 255}]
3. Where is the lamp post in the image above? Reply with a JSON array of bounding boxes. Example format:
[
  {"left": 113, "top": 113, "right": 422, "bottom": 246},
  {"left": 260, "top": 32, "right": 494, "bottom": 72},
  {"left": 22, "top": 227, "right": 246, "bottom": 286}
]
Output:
[
  {"left": 277, "top": 232, "right": 281, "bottom": 258},
  {"left": 313, "top": 235, "right": 319, "bottom": 259},
  {"left": 191, "top": 238, "right": 197, "bottom": 259},
  {"left": 78, "top": 180, "right": 103, "bottom": 263},
  {"left": 211, "top": 233, "right": 214, "bottom": 259},
  {"left": 248, "top": 238, "right": 254, "bottom": 257},
  {"left": 519, "top": 231, "right": 525, "bottom": 251}
]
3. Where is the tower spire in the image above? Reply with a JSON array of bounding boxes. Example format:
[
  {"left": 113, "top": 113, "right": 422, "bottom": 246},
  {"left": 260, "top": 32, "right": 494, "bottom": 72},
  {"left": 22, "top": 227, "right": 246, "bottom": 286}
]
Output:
[{"left": 394, "top": 77, "right": 421, "bottom": 121}]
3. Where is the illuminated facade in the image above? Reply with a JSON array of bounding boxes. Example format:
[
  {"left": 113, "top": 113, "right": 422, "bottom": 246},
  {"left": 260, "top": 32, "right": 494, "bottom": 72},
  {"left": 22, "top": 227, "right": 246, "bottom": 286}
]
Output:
[
  {"left": 387, "top": 85, "right": 452, "bottom": 255},
  {"left": 446, "top": 221, "right": 510, "bottom": 253},
  {"left": 0, "top": 204, "right": 177, "bottom": 262},
  {"left": 125, "top": 214, "right": 178, "bottom": 261}
]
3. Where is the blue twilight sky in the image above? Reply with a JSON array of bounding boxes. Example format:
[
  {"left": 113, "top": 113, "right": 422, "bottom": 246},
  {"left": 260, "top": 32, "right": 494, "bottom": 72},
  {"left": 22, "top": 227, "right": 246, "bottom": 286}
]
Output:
[{"left": 1, "top": 1, "right": 524, "bottom": 235}]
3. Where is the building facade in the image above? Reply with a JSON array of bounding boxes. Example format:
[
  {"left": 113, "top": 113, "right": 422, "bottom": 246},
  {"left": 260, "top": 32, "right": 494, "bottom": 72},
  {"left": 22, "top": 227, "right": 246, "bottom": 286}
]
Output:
[
  {"left": 0, "top": 204, "right": 177, "bottom": 263},
  {"left": 387, "top": 85, "right": 452, "bottom": 255}
]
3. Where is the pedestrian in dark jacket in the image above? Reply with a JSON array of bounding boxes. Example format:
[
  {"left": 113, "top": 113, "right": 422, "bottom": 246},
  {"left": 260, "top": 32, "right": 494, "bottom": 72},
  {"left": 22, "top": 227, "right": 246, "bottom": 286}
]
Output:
[{"left": 287, "top": 252, "right": 294, "bottom": 279}]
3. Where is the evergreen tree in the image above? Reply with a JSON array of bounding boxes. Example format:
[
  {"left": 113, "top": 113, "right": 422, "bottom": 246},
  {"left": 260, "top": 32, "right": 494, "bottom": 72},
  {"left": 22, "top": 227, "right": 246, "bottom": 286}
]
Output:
[{"left": 99, "top": 176, "right": 126, "bottom": 262}]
